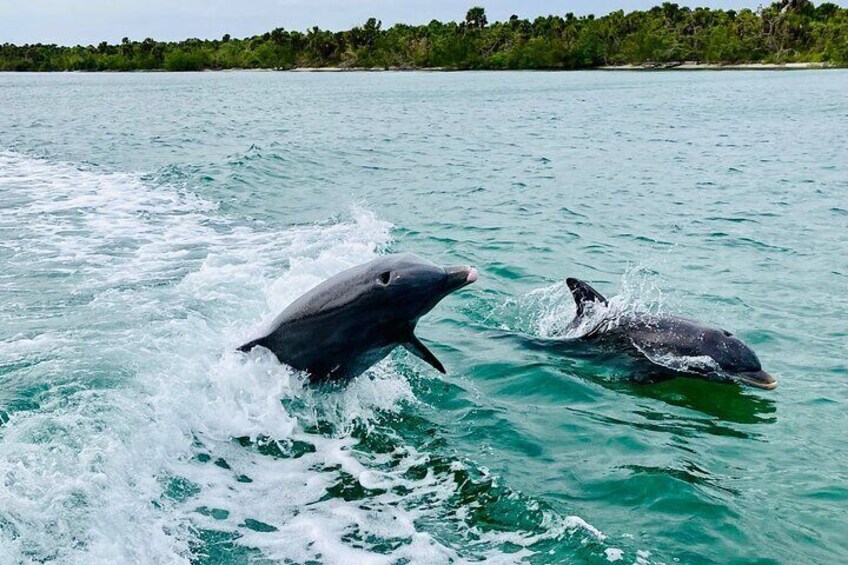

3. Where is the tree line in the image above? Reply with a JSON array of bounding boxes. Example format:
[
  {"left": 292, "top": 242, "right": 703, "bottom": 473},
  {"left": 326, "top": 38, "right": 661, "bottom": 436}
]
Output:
[{"left": 2, "top": 1, "right": 846, "bottom": 72}]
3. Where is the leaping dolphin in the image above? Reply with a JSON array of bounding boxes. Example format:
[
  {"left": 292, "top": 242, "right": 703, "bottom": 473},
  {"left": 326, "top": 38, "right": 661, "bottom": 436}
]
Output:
[
  {"left": 559, "top": 278, "right": 777, "bottom": 390},
  {"left": 238, "top": 253, "right": 478, "bottom": 382}
]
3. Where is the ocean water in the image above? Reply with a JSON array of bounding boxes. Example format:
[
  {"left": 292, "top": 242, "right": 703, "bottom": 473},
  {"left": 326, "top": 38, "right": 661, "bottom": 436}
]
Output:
[{"left": 0, "top": 70, "right": 846, "bottom": 564}]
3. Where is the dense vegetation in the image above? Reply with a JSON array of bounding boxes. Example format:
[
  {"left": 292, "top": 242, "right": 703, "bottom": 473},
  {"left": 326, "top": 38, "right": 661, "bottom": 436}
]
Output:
[{"left": 2, "top": 1, "right": 847, "bottom": 71}]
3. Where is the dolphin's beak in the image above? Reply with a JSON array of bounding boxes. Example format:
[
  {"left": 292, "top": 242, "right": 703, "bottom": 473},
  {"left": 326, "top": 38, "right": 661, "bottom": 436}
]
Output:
[
  {"left": 737, "top": 370, "right": 778, "bottom": 390},
  {"left": 444, "top": 265, "right": 478, "bottom": 291}
]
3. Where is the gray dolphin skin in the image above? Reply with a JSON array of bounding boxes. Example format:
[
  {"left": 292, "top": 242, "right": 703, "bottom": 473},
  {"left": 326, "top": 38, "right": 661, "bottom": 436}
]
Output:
[
  {"left": 562, "top": 278, "right": 777, "bottom": 390},
  {"left": 238, "top": 253, "right": 478, "bottom": 382}
]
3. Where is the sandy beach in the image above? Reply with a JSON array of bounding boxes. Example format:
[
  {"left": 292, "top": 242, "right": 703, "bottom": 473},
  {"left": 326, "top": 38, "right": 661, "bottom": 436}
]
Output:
[{"left": 599, "top": 61, "right": 833, "bottom": 70}]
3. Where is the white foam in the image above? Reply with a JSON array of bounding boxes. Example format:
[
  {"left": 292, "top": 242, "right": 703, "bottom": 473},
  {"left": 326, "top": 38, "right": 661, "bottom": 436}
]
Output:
[
  {"left": 605, "top": 547, "right": 624, "bottom": 561},
  {"left": 0, "top": 152, "right": 407, "bottom": 563},
  {"left": 635, "top": 347, "right": 720, "bottom": 375},
  {"left": 635, "top": 549, "right": 652, "bottom": 565}
]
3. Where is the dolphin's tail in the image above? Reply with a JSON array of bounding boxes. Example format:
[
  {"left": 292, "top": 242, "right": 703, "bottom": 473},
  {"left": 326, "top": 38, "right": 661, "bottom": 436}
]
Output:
[{"left": 237, "top": 336, "right": 269, "bottom": 353}]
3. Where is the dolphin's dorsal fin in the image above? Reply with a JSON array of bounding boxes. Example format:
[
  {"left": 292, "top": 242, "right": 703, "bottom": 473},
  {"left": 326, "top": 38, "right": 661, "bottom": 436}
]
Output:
[
  {"left": 566, "top": 278, "right": 608, "bottom": 317},
  {"left": 404, "top": 332, "right": 446, "bottom": 374}
]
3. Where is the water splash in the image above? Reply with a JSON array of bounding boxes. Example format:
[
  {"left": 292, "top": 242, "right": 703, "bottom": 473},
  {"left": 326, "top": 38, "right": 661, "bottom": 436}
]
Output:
[{"left": 488, "top": 267, "right": 671, "bottom": 341}]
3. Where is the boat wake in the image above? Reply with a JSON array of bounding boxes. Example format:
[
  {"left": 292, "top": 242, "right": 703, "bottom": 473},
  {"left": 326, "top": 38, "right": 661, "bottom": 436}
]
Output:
[{"left": 0, "top": 152, "right": 632, "bottom": 564}]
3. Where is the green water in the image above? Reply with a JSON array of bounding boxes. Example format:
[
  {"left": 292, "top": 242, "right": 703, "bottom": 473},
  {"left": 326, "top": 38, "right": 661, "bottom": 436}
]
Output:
[{"left": 0, "top": 71, "right": 846, "bottom": 564}]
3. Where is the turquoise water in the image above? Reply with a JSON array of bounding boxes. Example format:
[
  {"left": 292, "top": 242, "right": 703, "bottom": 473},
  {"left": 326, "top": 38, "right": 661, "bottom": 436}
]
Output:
[{"left": 1, "top": 71, "right": 846, "bottom": 564}]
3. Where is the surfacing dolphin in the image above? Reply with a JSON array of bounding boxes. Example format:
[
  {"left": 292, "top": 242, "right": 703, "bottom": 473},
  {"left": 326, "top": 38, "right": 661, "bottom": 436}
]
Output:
[
  {"left": 557, "top": 278, "right": 777, "bottom": 390},
  {"left": 238, "top": 253, "right": 478, "bottom": 382}
]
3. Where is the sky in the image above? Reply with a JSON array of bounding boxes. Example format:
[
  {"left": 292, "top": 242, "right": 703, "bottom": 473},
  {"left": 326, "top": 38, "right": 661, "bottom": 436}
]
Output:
[{"left": 0, "top": 0, "right": 835, "bottom": 46}]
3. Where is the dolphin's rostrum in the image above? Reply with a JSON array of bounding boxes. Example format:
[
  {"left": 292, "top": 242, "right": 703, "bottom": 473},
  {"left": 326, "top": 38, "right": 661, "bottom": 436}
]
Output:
[
  {"left": 238, "top": 253, "right": 478, "bottom": 382},
  {"left": 560, "top": 278, "right": 777, "bottom": 390}
]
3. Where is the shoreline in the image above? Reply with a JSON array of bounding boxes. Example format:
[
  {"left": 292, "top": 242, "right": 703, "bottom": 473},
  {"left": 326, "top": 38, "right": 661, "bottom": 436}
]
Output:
[
  {"left": 1, "top": 62, "right": 841, "bottom": 74},
  {"left": 290, "top": 63, "right": 838, "bottom": 72},
  {"left": 598, "top": 61, "right": 833, "bottom": 71}
]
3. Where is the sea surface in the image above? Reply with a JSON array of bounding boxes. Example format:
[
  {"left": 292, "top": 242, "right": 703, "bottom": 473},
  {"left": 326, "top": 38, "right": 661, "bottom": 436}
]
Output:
[{"left": 0, "top": 70, "right": 846, "bottom": 564}]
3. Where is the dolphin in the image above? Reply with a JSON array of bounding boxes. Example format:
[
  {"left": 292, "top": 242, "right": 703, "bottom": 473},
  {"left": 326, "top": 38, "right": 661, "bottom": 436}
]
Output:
[
  {"left": 238, "top": 253, "right": 478, "bottom": 382},
  {"left": 558, "top": 278, "right": 777, "bottom": 390}
]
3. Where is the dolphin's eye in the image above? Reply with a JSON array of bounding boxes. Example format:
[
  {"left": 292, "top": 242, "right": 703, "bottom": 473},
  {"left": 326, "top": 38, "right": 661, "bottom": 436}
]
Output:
[{"left": 377, "top": 271, "right": 391, "bottom": 286}]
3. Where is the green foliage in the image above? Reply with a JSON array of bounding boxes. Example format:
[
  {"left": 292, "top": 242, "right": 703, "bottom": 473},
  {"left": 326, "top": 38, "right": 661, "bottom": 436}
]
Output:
[
  {"left": 1, "top": 2, "right": 846, "bottom": 72},
  {"left": 163, "top": 48, "right": 210, "bottom": 71}
]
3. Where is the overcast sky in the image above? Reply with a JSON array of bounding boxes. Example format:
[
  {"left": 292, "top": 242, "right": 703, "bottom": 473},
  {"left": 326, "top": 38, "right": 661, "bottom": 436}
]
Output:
[{"left": 0, "top": 0, "right": 839, "bottom": 46}]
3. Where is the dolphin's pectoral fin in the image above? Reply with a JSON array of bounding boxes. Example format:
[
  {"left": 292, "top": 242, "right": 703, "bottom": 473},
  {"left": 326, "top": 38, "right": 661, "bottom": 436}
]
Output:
[
  {"left": 404, "top": 333, "right": 446, "bottom": 374},
  {"left": 566, "top": 278, "right": 608, "bottom": 316}
]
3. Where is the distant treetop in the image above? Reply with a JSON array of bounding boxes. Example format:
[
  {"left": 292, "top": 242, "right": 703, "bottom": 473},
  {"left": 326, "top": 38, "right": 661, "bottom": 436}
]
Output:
[{"left": 2, "top": 2, "right": 846, "bottom": 71}]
